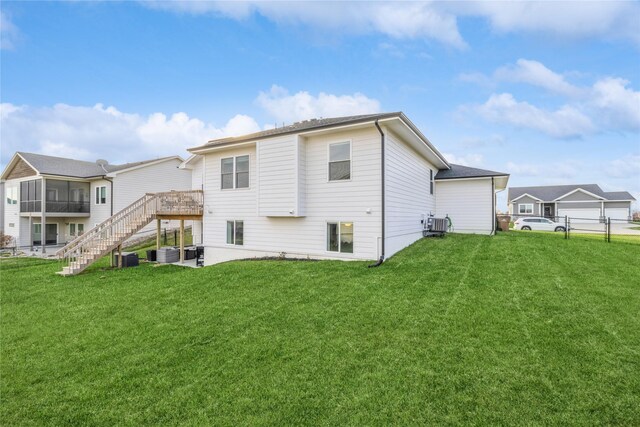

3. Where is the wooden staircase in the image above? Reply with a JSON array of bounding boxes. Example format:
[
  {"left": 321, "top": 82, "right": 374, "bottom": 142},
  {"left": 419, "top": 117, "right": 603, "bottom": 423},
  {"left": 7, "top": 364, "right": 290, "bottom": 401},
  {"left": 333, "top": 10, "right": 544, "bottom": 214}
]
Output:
[{"left": 56, "top": 190, "right": 203, "bottom": 276}]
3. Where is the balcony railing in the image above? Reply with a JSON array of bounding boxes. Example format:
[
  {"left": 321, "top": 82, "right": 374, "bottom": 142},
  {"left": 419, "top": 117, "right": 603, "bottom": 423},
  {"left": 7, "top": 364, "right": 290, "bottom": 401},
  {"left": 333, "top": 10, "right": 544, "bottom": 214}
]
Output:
[{"left": 20, "top": 200, "right": 90, "bottom": 214}]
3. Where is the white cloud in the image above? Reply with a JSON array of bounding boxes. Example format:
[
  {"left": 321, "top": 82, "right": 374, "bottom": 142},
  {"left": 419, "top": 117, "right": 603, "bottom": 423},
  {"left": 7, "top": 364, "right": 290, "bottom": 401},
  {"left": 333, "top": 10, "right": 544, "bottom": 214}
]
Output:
[
  {"left": 506, "top": 160, "right": 581, "bottom": 181},
  {"left": 605, "top": 154, "right": 640, "bottom": 179},
  {"left": 0, "top": 10, "right": 19, "bottom": 50},
  {"left": 462, "top": 59, "right": 640, "bottom": 136},
  {"left": 591, "top": 78, "right": 640, "bottom": 131},
  {"left": 494, "top": 59, "right": 583, "bottom": 98},
  {"left": 144, "top": 1, "right": 640, "bottom": 47},
  {"left": 442, "top": 153, "right": 483, "bottom": 167},
  {"left": 144, "top": 1, "right": 466, "bottom": 48},
  {"left": 473, "top": 93, "right": 595, "bottom": 138},
  {"left": 255, "top": 85, "right": 381, "bottom": 124},
  {"left": 456, "top": 1, "right": 640, "bottom": 46},
  {"left": 0, "top": 103, "right": 260, "bottom": 166}
]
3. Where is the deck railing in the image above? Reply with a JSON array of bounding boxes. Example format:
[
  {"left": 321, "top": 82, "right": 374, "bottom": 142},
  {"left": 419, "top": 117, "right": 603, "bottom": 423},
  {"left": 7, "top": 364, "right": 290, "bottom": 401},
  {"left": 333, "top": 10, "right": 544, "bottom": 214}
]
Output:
[{"left": 55, "top": 190, "right": 203, "bottom": 270}]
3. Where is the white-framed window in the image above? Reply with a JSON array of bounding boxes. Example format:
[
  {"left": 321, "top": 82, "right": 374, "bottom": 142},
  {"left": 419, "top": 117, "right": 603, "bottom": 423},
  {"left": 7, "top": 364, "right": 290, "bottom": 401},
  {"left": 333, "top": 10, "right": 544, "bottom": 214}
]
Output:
[
  {"left": 6, "top": 186, "right": 18, "bottom": 205},
  {"left": 518, "top": 203, "right": 534, "bottom": 214},
  {"left": 327, "top": 221, "right": 354, "bottom": 253},
  {"left": 429, "top": 169, "right": 434, "bottom": 195},
  {"left": 226, "top": 220, "right": 244, "bottom": 245},
  {"left": 328, "top": 141, "right": 351, "bottom": 181},
  {"left": 221, "top": 155, "right": 250, "bottom": 189},
  {"left": 95, "top": 186, "right": 107, "bottom": 205},
  {"left": 68, "top": 223, "right": 85, "bottom": 237}
]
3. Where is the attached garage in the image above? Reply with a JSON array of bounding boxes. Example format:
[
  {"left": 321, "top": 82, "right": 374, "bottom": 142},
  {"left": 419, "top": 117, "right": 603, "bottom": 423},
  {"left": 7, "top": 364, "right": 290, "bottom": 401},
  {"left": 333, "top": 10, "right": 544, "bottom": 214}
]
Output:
[
  {"left": 604, "top": 208, "right": 629, "bottom": 221},
  {"left": 557, "top": 208, "right": 601, "bottom": 223}
]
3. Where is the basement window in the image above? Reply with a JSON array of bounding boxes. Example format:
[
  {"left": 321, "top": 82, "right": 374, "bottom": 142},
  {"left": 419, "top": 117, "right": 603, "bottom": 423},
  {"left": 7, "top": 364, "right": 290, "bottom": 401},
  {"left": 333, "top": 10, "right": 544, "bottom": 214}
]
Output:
[
  {"left": 327, "top": 222, "right": 353, "bottom": 253},
  {"left": 226, "top": 220, "right": 244, "bottom": 245}
]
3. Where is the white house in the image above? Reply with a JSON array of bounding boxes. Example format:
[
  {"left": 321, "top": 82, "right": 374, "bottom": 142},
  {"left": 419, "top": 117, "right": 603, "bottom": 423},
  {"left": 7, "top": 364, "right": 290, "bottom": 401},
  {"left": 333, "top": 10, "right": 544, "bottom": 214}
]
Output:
[
  {"left": 186, "top": 112, "right": 509, "bottom": 266},
  {"left": 1, "top": 152, "right": 192, "bottom": 251}
]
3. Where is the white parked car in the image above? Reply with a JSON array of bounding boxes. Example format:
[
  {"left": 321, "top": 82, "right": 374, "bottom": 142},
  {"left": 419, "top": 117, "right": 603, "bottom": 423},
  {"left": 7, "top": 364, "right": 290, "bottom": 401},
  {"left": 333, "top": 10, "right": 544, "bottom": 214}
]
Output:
[{"left": 514, "top": 217, "right": 566, "bottom": 232}]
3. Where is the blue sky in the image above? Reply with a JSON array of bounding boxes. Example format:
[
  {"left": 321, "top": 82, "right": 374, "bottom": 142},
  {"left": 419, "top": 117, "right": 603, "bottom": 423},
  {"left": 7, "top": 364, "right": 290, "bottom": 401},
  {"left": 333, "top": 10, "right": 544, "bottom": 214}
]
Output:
[{"left": 1, "top": 1, "right": 639, "bottom": 210}]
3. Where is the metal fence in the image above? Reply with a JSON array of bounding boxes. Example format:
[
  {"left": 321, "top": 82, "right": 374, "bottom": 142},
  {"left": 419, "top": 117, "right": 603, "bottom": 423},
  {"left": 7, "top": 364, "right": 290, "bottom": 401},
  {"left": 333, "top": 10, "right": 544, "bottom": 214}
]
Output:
[{"left": 497, "top": 214, "right": 634, "bottom": 243}]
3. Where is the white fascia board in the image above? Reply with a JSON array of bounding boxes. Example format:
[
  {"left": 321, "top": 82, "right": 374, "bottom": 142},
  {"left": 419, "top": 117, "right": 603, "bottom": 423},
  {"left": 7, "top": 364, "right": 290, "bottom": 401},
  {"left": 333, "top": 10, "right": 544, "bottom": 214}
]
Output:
[
  {"left": 105, "top": 156, "right": 184, "bottom": 177},
  {"left": 189, "top": 141, "right": 256, "bottom": 155},
  {"left": 510, "top": 192, "right": 544, "bottom": 202},
  {"left": 0, "top": 153, "right": 40, "bottom": 180},
  {"left": 553, "top": 188, "right": 605, "bottom": 201}
]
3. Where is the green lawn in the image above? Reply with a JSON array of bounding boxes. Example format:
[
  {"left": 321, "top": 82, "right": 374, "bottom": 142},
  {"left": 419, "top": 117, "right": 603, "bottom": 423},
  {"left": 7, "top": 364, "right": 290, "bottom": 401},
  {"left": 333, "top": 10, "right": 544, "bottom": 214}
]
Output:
[{"left": 2, "top": 233, "right": 639, "bottom": 425}]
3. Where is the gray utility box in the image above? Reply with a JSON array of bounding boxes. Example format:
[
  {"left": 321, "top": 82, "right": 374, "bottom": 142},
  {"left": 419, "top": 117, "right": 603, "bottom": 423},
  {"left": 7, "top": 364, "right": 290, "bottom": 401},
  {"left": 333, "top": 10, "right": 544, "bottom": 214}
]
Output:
[{"left": 157, "top": 247, "right": 179, "bottom": 263}]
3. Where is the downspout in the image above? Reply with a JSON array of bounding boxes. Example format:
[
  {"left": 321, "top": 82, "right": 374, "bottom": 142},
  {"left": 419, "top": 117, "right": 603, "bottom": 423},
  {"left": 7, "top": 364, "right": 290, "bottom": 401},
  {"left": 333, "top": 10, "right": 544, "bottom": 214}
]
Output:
[
  {"left": 369, "top": 120, "right": 385, "bottom": 267},
  {"left": 491, "top": 177, "right": 496, "bottom": 235}
]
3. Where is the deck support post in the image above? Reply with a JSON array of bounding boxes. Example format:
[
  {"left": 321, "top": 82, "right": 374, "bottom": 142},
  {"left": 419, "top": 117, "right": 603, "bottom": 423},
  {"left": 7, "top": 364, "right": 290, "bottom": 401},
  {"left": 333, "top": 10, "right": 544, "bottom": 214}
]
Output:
[
  {"left": 41, "top": 178, "right": 46, "bottom": 254},
  {"left": 110, "top": 249, "right": 115, "bottom": 267},
  {"left": 156, "top": 219, "right": 161, "bottom": 251},
  {"left": 29, "top": 216, "right": 33, "bottom": 251},
  {"left": 117, "top": 244, "right": 122, "bottom": 268},
  {"left": 179, "top": 219, "right": 184, "bottom": 264}
]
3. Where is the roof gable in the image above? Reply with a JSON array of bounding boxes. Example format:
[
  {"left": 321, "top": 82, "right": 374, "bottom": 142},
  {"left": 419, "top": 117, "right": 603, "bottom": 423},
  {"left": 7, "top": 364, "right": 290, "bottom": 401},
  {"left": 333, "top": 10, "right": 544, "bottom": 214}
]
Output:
[{"left": 2, "top": 154, "right": 38, "bottom": 180}]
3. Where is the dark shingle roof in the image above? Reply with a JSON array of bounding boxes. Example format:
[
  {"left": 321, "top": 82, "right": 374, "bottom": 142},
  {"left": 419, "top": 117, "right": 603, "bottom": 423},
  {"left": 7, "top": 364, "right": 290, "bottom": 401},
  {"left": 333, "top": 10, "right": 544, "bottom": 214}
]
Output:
[
  {"left": 435, "top": 164, "right": 509, "bottom": 180},
  {"left": 192, "top": 113, "right": 403, "bottom": 149},
  {"left": 16, "top": 152, "right": 177, "bottom": 179},
  {"left": 602, "top": 191, "right": 636, "bottom": 200},
  {"left": 508, "top": 184, "right": 636, "bottom": 202}
]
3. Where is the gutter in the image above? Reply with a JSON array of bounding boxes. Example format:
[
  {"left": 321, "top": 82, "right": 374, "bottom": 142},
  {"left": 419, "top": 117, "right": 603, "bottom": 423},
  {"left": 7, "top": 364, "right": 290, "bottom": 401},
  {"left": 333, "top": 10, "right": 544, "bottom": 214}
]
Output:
[
  {"left": 491, "top": 177, "right": 496, "bottom": 235},
  {"left": 369, "top": 120, "right": 385, "bottom": 268}
]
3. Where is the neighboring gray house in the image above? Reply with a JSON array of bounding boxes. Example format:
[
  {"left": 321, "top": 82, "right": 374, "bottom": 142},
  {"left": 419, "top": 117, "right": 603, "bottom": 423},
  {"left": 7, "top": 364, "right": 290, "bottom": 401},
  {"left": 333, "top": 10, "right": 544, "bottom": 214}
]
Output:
[
  {"left": 1, "top": 152, "right": 191, "bottom": 250},
  {"left": 508, "top": 184, "right": 635, "bottom": 223}
]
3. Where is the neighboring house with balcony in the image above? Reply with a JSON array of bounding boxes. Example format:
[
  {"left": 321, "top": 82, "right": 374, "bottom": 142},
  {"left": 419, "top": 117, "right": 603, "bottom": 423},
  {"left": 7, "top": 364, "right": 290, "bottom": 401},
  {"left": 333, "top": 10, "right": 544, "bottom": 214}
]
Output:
[
  {"left": 1, "top": 152, "right": 191, "bottom": 251},
  {"left": 508, "top": 184, "right": 636, "bottom": 223},
  {"left": 185, "top": 112, "right": 509, "bottom": 266}
]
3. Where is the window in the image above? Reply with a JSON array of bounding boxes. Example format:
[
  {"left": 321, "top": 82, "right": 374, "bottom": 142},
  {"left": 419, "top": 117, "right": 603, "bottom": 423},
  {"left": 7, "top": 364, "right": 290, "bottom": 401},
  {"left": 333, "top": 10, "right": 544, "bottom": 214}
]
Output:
[
  {"left": 95, "top": 186, "right": 107, "bottom": 205},
  {"left": 328, "top": 142, "right": 351, "bottom": 181},
  {"left": 221, "top": 158, "right": 234, "bottom": 189},
  {"left": 327, "top": 222, "right": 353, "bottom": 253},
  {"left": 236, "top": 155, "right": 249, "bottom": 188},
  {"left": 429, "top": 169, "right": 434, "bottom": 195},
  {"left": 68, "top": 223, "right": 84, "bottom": 237},
  {"left": 226, "top": 220, "right": 244, "bottom": 245},
  {"left": 19, "top": 180, "right": 41, "bottom": 212},
  {"left": 518, "top": 204, "right": 533, "bottom": 214},
  {"left": 6, "top": 187, "right": 17, "bottom": 205},
  {"left": 221, "top": 156, "right": 250, "bottom": 189}
]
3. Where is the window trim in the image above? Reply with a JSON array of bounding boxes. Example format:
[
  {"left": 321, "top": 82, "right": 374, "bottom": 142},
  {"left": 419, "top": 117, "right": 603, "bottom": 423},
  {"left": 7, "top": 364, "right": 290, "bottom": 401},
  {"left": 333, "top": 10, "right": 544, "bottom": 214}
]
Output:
[
  {"left": 6, "top": 186, "right": 18, "bottom": 205},
  {"left": 326, "top": 221, "right": 354, "bottom": 254},
  {"left": 518, "top": 203, "right": 534, "bottom": 214},
  {"left": 429, "top": 169, "right": 434, "bottom": 195},
  {"left": 95, "top": 186, "right": 107, "bottom": 205},
  {"left": 327, "top": 140, "right": 352, "bottom": 182},
  {"left": 226, "top": 220, "right": 244, "bottom": 246},
  {"left": 221, "top": 155, "right": 250, "bottom": 190}
]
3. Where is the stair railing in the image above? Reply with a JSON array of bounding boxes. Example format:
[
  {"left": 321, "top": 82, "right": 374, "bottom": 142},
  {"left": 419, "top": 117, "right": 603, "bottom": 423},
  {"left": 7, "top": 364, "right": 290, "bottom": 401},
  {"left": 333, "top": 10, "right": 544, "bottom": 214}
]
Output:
[{"left": 56, "top": 190, "right": 203, "bottom": 270}]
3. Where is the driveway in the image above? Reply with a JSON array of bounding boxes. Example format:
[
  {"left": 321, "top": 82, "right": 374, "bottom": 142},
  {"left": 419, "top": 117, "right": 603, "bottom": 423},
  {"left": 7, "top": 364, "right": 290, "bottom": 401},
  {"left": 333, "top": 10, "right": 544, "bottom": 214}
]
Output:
[{"left": 571, "top": 222, "right": 640, "bottom": 235}]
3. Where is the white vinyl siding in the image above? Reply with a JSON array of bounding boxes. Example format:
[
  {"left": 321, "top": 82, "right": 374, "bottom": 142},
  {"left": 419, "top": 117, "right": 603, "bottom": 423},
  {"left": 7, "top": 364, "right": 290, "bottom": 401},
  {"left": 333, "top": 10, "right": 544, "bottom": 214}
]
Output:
[
  {"left": 111, "top": 158, "right": 192, "bottom": 236},
  {"left": 201, "top": 127, "right": 382, "bottom": 265},
  {"left": 435, "top": 178, "right": 494, "bottom": 234},
  {"left": 257, "top": 136, "right": 300, "bottom": 216},
  {"left": 384, "top": 131, "right": 437, "bottom": 257}
]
